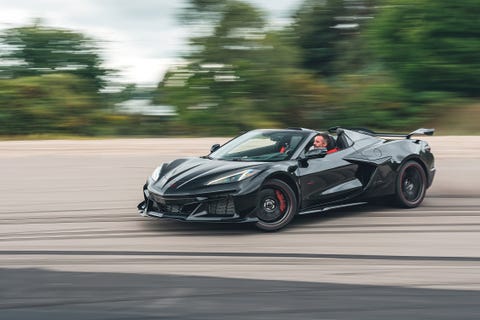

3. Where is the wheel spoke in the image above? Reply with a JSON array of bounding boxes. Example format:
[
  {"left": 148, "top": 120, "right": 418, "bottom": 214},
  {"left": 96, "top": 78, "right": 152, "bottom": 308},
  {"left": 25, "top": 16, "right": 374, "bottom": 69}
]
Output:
[
  {"left": 255, "top": 179, "right": 297, "bottom": 231},
  {"left": 400, "top": 165, "right": 425, "bottom": 203}
]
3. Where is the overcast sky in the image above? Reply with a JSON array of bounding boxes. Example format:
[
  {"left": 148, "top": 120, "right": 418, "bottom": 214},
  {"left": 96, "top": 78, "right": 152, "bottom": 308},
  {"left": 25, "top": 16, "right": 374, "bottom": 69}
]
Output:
[{"left": 0, "top": 0, "right": 303, "bottom": 86}]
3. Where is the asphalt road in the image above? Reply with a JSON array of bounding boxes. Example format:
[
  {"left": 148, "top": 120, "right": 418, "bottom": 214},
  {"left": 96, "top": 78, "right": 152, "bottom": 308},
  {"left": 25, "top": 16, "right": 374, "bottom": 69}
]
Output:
[{"left": 1, "top": 137, "right": 480, "bottom": 319}]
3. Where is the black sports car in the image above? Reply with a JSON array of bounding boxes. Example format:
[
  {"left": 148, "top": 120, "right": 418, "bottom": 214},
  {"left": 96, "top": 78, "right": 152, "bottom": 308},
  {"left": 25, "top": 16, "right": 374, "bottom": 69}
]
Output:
[{"left": 138, "top": 127, "right": 435, "bottom": 231}]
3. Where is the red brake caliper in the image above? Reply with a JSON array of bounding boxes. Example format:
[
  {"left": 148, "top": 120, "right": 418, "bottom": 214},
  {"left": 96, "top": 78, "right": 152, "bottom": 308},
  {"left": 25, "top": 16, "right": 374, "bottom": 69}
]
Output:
[{"left": 275, "top": 190, "right": 287, "bottom": 213}]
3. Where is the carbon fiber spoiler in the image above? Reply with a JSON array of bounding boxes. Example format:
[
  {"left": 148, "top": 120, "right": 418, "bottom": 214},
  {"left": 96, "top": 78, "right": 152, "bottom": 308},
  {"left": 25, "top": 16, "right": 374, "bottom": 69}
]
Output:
[{"left": 328, "top": 127, "right": 435, "bottom": 139}]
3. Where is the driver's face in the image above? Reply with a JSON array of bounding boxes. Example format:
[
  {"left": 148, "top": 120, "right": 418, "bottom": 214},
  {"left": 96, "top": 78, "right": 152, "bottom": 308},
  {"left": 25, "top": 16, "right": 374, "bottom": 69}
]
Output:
[{"left": 313, "top": 136, "right": 326, "bottom": 149}]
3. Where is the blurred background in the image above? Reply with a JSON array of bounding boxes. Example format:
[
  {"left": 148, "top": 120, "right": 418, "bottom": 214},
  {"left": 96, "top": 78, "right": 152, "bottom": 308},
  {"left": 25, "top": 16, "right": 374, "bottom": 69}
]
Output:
[
  {"left": 0, "top": 0, "right": 478, "bottom": 138},
  {"left": 1, "top": 3, "right": 480, "bottom": 317}
]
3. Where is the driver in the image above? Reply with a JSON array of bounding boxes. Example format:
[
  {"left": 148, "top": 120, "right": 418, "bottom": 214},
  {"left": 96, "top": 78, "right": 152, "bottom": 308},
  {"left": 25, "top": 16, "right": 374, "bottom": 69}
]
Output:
[{"left": 312, "top": 133, "right": 338, "bottom": 154}]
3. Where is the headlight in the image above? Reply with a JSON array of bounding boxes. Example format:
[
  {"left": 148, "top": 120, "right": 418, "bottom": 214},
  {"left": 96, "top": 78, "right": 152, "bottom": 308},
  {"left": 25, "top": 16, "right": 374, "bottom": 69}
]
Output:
[
  {"left": 207, "top": 169, "right": 260, "bottom": 185},
  {"left": 150, "top": 165, "right": 163, "bottom": 181}
]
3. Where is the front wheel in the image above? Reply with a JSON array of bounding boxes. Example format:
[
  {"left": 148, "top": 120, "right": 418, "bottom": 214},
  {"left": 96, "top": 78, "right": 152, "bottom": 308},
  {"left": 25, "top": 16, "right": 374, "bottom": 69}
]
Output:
[
  {"left": 255, "top": 179, "right": 297, "bottom": 231},
  {"left": 395, "top": 161, "right": 427, "bottom": 208}
]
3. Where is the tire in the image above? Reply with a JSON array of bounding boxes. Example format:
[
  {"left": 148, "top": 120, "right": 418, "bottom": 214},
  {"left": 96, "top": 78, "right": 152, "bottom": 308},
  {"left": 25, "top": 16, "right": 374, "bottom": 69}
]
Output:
[
  {"left": 395, "top": 161, "right": 427, "bottom": 208},
  {"left": 254, "top": 179, "right": 297, "bottom": 231}
]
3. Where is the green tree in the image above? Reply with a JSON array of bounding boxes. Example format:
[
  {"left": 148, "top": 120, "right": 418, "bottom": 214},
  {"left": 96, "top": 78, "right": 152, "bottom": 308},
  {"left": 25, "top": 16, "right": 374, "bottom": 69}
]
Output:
[
  {"left": 292, "top": 0, "right": 377, "bottom": 77},
  {"left": 0, "top": 21, "right": 109, "bottom": 91},
  {"left": 160, "top": 0, "right": 333, "bottom": 134},
  {"left": 0, "top": 74, "right": 101, "bottom": 135},
  {"left": 369, "top": 0, "right": 480, "bottom": 95}
]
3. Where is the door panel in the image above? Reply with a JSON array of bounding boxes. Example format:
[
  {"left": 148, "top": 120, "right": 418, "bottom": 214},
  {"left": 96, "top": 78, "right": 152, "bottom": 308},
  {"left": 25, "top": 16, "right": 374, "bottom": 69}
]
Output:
[{"left": 298, "top": 151, "right": 362, "bottom": 209}]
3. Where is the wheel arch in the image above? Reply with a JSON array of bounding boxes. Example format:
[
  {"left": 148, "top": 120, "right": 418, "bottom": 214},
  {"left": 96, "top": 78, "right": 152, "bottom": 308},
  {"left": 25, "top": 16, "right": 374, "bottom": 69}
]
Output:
[{"left": 399, "top": 155, "right": 429, "bottom": 179}]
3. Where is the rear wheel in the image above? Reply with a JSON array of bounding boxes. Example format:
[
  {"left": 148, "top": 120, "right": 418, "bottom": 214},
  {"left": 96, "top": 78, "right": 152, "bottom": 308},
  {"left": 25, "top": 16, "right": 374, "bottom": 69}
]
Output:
[
  {"left": 395, "top": 161, "right": 427, "bottom": 208},
  {"left": 255, "top": 179, "right": 297, "bottom": 231}
]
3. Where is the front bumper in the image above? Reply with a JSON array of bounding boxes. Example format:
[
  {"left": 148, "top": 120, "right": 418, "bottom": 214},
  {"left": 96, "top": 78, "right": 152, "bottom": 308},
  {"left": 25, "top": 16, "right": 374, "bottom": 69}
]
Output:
[{"left": 138, "top": 188, "right": 258, "bottom": 223}]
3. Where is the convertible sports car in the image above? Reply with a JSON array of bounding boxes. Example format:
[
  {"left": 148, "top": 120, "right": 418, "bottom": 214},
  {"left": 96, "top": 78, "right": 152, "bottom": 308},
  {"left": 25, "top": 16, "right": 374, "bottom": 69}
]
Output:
[{"left": 138, "top": 127, "right": 435, "bottom": 231}]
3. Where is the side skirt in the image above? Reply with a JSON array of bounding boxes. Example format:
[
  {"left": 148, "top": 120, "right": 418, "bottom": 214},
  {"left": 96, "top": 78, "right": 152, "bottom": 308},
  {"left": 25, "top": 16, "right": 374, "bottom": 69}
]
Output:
[{"left": 298, "top": 202, "right": 368, "bottom": 216}]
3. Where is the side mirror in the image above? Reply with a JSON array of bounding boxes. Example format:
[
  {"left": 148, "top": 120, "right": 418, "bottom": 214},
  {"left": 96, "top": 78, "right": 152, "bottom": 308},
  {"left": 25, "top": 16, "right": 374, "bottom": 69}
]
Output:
[
  {"left": 303, "top": 148, "right": 327, "bottom": 160},
  {"left": 210, "top": 144, "right": 221, "bottom": 153}
]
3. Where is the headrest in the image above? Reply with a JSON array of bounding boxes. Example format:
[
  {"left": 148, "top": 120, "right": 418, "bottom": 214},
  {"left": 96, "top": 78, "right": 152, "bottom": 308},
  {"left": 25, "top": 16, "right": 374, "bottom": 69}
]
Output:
[{"left": 326, "top": 135, "right": 336, "bottom": 150}]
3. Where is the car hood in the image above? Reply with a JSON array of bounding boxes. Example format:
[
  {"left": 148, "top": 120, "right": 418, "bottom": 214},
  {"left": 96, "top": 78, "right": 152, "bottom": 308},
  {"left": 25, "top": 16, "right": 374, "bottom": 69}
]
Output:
[{"left": 149, "top": 157, "right": 264, "bottom": 195}]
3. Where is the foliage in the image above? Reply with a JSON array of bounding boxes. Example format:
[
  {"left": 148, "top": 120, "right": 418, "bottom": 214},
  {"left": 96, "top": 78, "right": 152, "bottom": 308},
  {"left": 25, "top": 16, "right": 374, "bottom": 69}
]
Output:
[
  {"left": 0, "top": 21, "right": 109, "bottom": 92},
  {"left": 334, "top": 72, "right": 423, "bottom": 129},
  {"left": 0, "top": 74, "right": 99, "bottom": 135},
  {"left": 292, "top": 0, "right": 377, "bottom": 77},
  {"left": 0, "top": 1, "right": 478, "bottom": 138},
  {"left": 369, "top": 0, "right": 480, "bottom": 96},
  {"left": 160, "top": 0, "right": 334, "bottom": 135}
]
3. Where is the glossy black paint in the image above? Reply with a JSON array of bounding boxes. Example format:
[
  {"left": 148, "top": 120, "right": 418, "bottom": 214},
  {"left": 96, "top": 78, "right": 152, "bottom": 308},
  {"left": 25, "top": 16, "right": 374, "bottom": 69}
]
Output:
[{"left": 138, "top": 127, "right": 435, "bottom": 228}]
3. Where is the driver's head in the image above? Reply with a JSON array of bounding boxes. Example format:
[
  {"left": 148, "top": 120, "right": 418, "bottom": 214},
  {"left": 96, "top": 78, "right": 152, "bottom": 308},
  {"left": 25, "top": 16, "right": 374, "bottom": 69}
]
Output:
[{"left": 313, "top": 134, "right": 327, "bottom": 149}]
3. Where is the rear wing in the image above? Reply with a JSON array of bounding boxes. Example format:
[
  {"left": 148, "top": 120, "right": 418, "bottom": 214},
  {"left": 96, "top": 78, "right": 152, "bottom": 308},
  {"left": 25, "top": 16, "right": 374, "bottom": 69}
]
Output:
[
  {"left": 405, "top": 128, "right": 435, "bottom": 139},
  {"left": 328, "top": 127, "right": 435, "bottom": 139}
]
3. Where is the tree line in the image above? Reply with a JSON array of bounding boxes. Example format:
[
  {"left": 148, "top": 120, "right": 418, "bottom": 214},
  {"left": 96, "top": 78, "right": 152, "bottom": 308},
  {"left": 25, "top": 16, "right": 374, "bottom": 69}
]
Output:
[{"left": 0, "top": 0, "right": 478, "bottom": 137}]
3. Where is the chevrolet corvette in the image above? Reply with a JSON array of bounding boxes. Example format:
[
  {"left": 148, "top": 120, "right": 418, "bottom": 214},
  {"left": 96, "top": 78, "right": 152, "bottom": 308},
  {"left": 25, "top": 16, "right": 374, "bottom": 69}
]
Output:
[{"left": 138, "top": 127, "right": 435, "bottom": 231}]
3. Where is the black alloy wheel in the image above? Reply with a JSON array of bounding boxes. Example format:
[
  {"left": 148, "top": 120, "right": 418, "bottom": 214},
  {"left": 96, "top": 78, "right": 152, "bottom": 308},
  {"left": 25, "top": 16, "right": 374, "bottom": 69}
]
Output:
[
  {"left": 395, "top": 161, "right": 427, "bottom": 208},
  {"left": 255, "top": 179, "right": 297, "bottom": 231}
]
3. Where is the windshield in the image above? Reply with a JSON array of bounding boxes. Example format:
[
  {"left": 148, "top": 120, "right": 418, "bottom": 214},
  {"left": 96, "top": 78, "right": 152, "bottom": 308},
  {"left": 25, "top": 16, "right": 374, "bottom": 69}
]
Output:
[{"left": 210, "top": 130, "right": 309, "bottom": 162}]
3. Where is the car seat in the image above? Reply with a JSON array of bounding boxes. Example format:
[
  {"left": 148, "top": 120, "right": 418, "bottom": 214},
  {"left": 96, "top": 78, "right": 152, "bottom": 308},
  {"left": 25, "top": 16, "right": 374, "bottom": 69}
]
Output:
[{"left": 276, "top": 137, "right": 290, "bottom": 153}]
